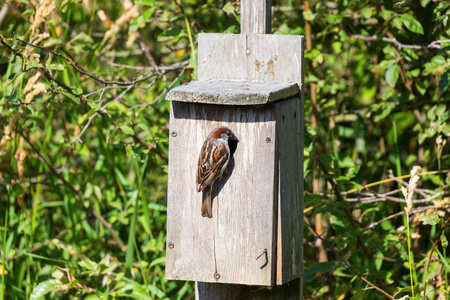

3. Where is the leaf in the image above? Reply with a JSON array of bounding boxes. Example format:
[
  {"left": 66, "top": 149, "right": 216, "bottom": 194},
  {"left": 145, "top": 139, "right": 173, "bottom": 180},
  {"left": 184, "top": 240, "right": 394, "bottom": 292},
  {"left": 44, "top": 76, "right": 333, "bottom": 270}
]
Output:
[
  {"left": 158, "top": 27, "right": 181, "bottom": 38},
  {"left": 129, "top": 7, "right": 156, "bottom": 33},
  {"left": 223, "top": 3, "right": 235, "bottom": 13},
  {"left": 415, "top": 80, "right": 427, "bottom": 95},
  {"left": 126, "top": 145, "right": 137, "bottom": 158},
  {"left": 117, "top": 282, "right": 151, "bottom": 299},
  {"left": 420, "top": 213, "right": 440, "bottom": 226},
  {"left": 51, "top": 269, "right": 64, "bottom": 279},
  {"left": 394, "top": 0, "right": 409, "bottom": 8},
  {"left": 146, "top": 284, "right": 167, "bottom": 298},
  {"left": 26, "top": 60, "right": 44, "bottom": 69},
  {"left": 134, "top": 0, "right": 155, "bottom": 5},
  {"left": 439, "top": 71, "right": 450, "bottom": 93},
  {"left": 78, "top": 110, "right": 96, "bottom": 124},
  {"left": 399, "top": 14, "right": 424, "bottom": 34},
  {"left": 48, "top": 63, "right": 65, "bottom": 71},
  {"left": 361, "top": 7, "right": 372, "bottom": 19},
  {"left": 441, "top": 235, "right": 448, "bottom": 248},
  {"left": 30, "top": 279, "right": 62, "bottom": 300},
  {"left": 129, "top": 18, "right": 143, "bottom": 33},
  {"left": 148, "top": 203, "right": 167, "bottom": 211},
  {"left": 223, "top": 25, "right": 236, "bottom": 33},
  {"left": 436, "top": 104, "right": 446, "bottom": 116},
  {"left": 326, "top": 14, "right": 342, "bottom": 25},
  {"left": 70, "top": 33, "right": 94, "bottom": 45},
  {"left": 385, "top": 65, "right": 400, "bottom": 87},
  {"left": 79, "top": 260, "right": 98, "bottom": 270},
  {"left": 303, "top": 10, "right": 316, "bottom": 22},
  {"left": 318, "top": 154, "right": 333, "bottom": 165},
  {"left": 305, "top": 49, "right": 323, "bottom": 64},
  {"left": 332, "top": 41, "right": 342, "bottom": 54},
  {"left": 434, "top": 1, "right": 450, "bottom": 12},
  {"left": 442, "top": 124, "right": 450, "bottom": 135},
  {"left": 380, "top": 10, "right": 393, "bottom": 21},
  {"left": 121, "top": 126, "right": 135, "bottom": 135},
  {"left": 303, "top": 262, "right": 335, "bottom": 283},
  {"left": 304, "top": 194, "right": 327, "bottom": 206},
  {"left": 432, "top": 55, "right": 446, "bottom": 64},
  {"left": 418, "top": 132, "right": 426, "bottom": 144},
  {"left": 157, "top": 27, "right": 182, "bottom": 41},
  {"left": 420, "top": 0, "right": 431, "bottom": 6},
  {"left": 61, "top": 92, "right": 80, "bottom": 104},
  {"left": 149, "top": 256, "right": 166, "bottom": 268}
]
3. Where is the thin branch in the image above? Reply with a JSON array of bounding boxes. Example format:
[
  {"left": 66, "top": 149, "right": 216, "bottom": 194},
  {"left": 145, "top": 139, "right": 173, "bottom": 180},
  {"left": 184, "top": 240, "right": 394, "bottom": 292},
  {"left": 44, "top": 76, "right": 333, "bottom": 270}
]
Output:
[
  {"left": 70, "top": 85, "right": 135, "bottom": 144},
  {"left": 83, "top": 73, "right": 163, "bottom": 99},
  {"left": 351, "top": 34, "right": 450, "bottom": 50},
  {"left": 95, "top": 86, "right": 107, "bottom": 104},
  {"left": 129, "top": 68, "right": 186, "bottom": 110},
  {"left": 386, "top": 169, "right": 431, "bottom": 198},
  {"left": 14, "top": 35, "right": 156, "bottom": 86},
  {"left": 345, "top": 189, "right": 446, "bottom": 204},
  {"left": 362, "top": 205, "right": 441, "bottom": 231},
  {"left": 136, "top": 31, "right": 157, "bottom": 69},
  {"left": 5, "top": 99, "right": 71, "bottom": 106}
]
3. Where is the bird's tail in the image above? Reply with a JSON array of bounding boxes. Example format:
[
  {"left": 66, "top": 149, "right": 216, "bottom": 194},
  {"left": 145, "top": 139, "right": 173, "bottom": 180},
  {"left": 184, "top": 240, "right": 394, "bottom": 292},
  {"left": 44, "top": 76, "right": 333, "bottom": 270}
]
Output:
[{"left": 201, "top": 187, "right": 212, "bottom": 218}]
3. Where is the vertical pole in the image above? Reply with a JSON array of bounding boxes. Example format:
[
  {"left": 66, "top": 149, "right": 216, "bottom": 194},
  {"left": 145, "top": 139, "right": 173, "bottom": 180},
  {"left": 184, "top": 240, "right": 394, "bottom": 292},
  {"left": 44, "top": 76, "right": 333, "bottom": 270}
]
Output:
[{"left": 240, "top": 0, "right": 272, "bottom": 34}]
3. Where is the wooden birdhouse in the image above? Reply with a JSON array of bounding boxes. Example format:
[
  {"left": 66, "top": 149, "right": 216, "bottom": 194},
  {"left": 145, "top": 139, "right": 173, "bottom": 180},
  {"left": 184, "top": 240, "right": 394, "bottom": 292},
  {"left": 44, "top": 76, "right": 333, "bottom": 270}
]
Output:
[{"left": 165, "top": 1, "right": 304, "bottom": 297}]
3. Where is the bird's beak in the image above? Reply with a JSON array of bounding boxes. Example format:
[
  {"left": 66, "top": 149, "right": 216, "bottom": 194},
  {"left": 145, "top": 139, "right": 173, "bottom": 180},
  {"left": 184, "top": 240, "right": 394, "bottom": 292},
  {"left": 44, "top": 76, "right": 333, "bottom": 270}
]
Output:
[{"left": 231, "top": 134, "right": 239, "bottom": 143}]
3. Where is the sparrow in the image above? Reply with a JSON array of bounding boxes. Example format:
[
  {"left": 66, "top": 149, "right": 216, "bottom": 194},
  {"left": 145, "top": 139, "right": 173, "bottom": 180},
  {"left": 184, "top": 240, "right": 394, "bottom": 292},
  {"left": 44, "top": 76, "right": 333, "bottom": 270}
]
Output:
[{"left": 196, "top": 126, "right": 239, "bottom": 218}]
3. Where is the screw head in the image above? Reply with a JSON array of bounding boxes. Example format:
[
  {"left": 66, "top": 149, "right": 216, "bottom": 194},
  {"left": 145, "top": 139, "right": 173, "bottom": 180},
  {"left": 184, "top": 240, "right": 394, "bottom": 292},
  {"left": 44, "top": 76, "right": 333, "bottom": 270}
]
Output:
[
  {"left": 214, "top": 272, "right": 221, "bottom": 279},
  {"left": 245, "top": 49, "right": 251, "bottom": 55},
  {"left": 266, "top": 137, "right": 271, "bottom": 143},
  {"left": 171, "top": 131, "right": 177, "bottom": 137},
  {"left": 168, "top": 242, "right": 174, "bottom": 249}
]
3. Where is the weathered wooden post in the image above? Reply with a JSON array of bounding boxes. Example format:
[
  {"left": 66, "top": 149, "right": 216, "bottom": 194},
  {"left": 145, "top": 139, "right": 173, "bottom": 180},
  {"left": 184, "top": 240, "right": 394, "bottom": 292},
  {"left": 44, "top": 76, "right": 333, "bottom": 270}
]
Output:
[{"left": 165, "top": 1, "right": 304, "bottom": 298}]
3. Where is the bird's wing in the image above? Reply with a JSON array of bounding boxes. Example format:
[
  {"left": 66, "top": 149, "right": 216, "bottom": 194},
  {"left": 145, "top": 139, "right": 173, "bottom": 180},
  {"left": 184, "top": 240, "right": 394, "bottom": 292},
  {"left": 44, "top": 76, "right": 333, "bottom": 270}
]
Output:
[{"left": 197, "top": 141, "right": 229, "bottom": 192}]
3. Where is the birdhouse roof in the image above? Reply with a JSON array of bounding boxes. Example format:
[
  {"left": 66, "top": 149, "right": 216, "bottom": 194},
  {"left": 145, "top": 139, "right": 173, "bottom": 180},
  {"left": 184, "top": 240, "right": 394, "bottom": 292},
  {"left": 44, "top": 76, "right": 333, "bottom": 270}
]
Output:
[{"left": 166, "top": 79, "right": 300, "bottom": 105}]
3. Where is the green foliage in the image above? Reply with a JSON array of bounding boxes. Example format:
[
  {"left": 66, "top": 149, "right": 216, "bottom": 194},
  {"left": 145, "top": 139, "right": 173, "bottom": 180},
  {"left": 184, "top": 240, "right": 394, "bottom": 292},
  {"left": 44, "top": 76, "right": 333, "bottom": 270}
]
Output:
[
  {"left": 0, "top": 0, "right": 233, "bottom": 299},
  {"left": 0, "top": 0, "right": 449, "bottom": 299},
  {"left": 303, "top": 262, "right": 335, "bottom": 283},
  {"left": 294, "top": 0, "right": 450, "bottom": 298}
]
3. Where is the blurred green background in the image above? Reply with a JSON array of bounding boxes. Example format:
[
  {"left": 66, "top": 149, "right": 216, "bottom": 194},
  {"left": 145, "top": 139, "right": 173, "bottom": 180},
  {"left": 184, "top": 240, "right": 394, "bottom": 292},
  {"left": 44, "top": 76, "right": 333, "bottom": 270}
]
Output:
[{"left": 0, "top": 0, "right": 449, "bottom": 299}]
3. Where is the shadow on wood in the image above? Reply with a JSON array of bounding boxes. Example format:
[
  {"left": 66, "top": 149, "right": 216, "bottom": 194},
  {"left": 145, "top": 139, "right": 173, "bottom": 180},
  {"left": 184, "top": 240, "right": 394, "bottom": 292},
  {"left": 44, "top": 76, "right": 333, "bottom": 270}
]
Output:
[{"left": 212, "top": 156, "right": 235, "bottom": 199}]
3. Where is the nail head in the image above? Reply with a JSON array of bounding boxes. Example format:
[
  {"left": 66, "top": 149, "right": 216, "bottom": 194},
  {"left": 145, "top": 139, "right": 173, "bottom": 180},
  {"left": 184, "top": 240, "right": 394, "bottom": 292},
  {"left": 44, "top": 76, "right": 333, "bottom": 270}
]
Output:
[
  {"left": 245, "top": 49, "right": 251, "bottom": 55},
  {"left": 168, "top": 242, "right": 174, "bottom": 249},
  {"left": 266, "top": 137, "right": 271, "bottom": 143},
  {"left": 214, "top": 272, "right": 221, "bottom": 279},
  {"left": 171, "top": 131, "right": 177, "bottom": 137}
]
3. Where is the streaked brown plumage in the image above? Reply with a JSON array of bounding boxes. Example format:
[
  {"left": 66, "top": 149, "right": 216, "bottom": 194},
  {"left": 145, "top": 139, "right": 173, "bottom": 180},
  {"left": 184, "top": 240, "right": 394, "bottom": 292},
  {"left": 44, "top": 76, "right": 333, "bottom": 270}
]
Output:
[{"left": 196, "top": 126, "right": 239, "bottom": 218}]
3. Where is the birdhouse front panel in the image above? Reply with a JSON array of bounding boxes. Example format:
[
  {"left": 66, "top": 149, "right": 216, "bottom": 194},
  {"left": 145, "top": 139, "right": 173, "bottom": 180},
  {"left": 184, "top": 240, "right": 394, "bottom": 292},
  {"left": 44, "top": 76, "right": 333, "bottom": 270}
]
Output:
[{"left": 166, "top": 101, "right": 278, "bottom": 286}]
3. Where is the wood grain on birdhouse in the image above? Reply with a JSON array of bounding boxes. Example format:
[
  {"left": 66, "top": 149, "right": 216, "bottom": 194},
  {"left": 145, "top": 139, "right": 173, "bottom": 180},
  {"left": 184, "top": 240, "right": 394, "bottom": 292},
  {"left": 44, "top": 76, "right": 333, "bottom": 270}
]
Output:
[
  {"left": 166, "top": 95, "right": 303, "bottom": 286},
  {"left": 166, "top": 101, "right": 277, "bottom": 286},
  {"left": 198, "top": 34, "right": 303, "bottom": 86}
]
